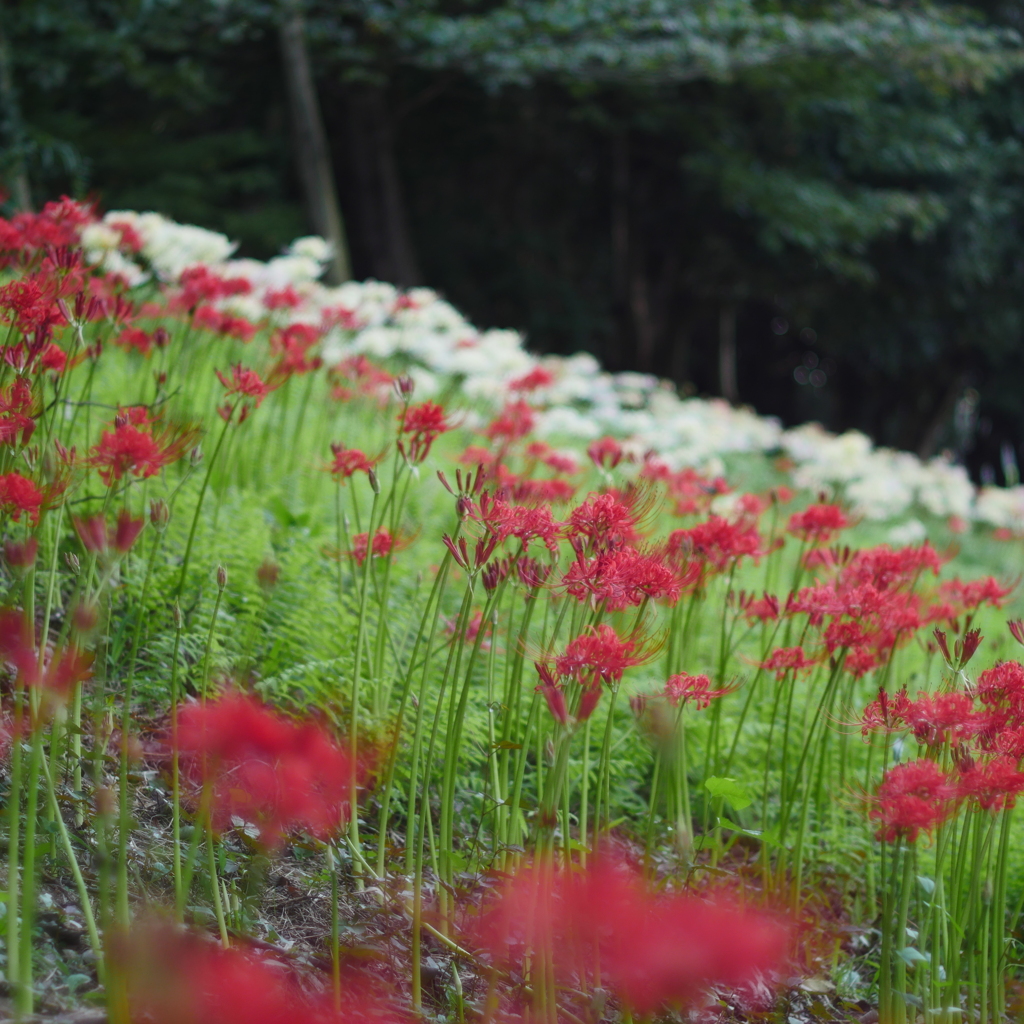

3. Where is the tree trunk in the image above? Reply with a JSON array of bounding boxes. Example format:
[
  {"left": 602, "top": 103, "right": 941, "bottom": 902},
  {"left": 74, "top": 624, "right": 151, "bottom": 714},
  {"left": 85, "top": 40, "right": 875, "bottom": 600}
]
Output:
[
  {"left": 345, "top": 86, "right": 421, "bottom": 287},
  {"left": 916, "top": 370, "right": 969, "bottom": 460},
  {"left": 0, "top": 14, "right": 32, "bottom": 212},
  {"left": 278, "top": 0, "right": 351, "bottom": 283},
  {"left": 609, "top": 131, "right": 630, "bottom": 369},
  {"left": 719, "top": 302, "right": 739, "bottom": 403}
]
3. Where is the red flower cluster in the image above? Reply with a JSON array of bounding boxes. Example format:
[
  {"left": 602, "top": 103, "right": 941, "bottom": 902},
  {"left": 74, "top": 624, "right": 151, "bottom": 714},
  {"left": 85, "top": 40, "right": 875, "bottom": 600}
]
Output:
[
  {"left": 871, "top": 759, "right": 955, "bottom": 843},
  {"left": 668, "top": 515, "right": 764, "bottom": 572},
  {"left": 562, "top": 544, "right": 681, "bottom": 609},
  {"left": 475, "top": 492, "right": 562, "bottom": 554},
  {"left": 398, "top": 400, "right": 450, "bottom": 463},
  {"left": 664, "top": 672, "right": 730, "bottom": 709},
  {"left": 216, "top": 364, "right": 272, "bottom": 421},
  {"left": 327, "top": 443, "right": 378, "bottom": 481},
  {"left": 348, "top": 527, "right": 400, "bottom": 566},
  {"left": 536, "top": 625, "right": 654, "bottom": 724},
  {"left": 485, "top": 399, "right": 536, "bottom": 442},
  {"left": 0, "top": 471, "right": 46, "bottom": 524},
  {"left": 173, "top": 691, "right": 358, "bottom": 847},
  {"left": 760, "top": 646, "right": 817, "bottom": 680},
  {"left": 0, "top": 608, "right": 91, "bottom": 721},
  {"left": 90, "top": 413, "right": 198, "bottom": 486},
  {"left": 567, "top": 492, "right": 641, "bottom": 551},
  {"left": 122, "top": 921, "right": 405, "bottom": 1024},
  {"left": 474, "top": 858, "right": 788, "bottom": 1014},
  {"left": 787, "top": 503, "right": 849, "bottom": 543}
]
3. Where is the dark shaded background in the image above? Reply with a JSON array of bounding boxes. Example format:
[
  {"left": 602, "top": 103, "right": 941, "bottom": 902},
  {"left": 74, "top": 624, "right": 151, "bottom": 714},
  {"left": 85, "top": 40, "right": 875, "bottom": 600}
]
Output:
[{"left": 4, "top": 0, "right": 1024, "bottom": 484}]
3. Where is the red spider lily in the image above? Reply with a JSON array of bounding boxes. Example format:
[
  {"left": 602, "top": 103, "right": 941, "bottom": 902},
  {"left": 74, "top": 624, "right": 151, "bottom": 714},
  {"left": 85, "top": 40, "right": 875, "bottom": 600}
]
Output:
[
  {"left": 0, "top": 378, "right": 36, "bottom": 447},
  {"left": 554, "top": 624, "right": 653, "bottom": 686},
  {"left": 446, "top": 609, "right": 490, "bottom": 649},
  {"left": 114, "top": 326, "right": 156, "bottom": 356},
  {"left": 3, "top": 537, "right": 37, "bottom": 569},
  {"left": 824, "top": 620, "right": 867, "bottom": 652},
  {"left": 787, "top": 503, "right": 850, "bottom": 543},
  {"left": 938, "top": 576, "right": 1015, "bottom": 614},
  {"left": 508, "top": 476, "right": 577, "bottom": 504},
  {"left": 172, "top": 691, "right": 360, "bottom": 847},
  {"left": 525, "top": 441, "right": 578, "bottom": 475},
  {"left": 73, "top": 509, "right": 145, "bottom": 555},
  {"left": 216, "top": 364, "right": 272, "bottom": 422},
  {"left": 535, "top": 662, "right": 571, "bottom": 725},
  {"left": 861, "top": 686, "right": 913, "bottom": 737},
  {"left": 348, "top": 527, "right": 403, "bottom": 566},
  {"left": 562, "top": 544, "right": 681, "bottom": 610},
  {"left": 264, "top": 285, "right": 304, "bottom": 310},
  {"left": 194, "top": 306, "right": 258, "bottom": 342},
  {"left": 567, "top": 492, "right": 640, "bottom": 551},
  {"left": 485, "top": 399, "right": 536, "bottom": 442},
  {"left": 326, "top": 443, "right": 378, "bottom": 481},
  {"left": 977, "top": 661, "right": 1024, "bottom": 710},
  {"left": 0, "top": 198, "right": 94, "bottom": 267},
  {"left": 509, "top": 366, "right": 555, "bottom": 392},
  {"left": 398, "top": 400, "right": 450, "bottom": 464},
  {"left": 0, "top": 608, "right": 91, "bottom": 720},
  {"left": 90, "top": 418, "right": 199, "bottom": 486},
  {"left": 177, "top": 265, "right": 252, "bottom": 309},
  {"left": 956, "top": 755, "right": 1024, "bottom": 812},
  {"left": 741, "top": 591, "right": 780, "bottom": 622},
  {"left": 473, "top": 858, "right": 788, "bottom": 1015},
  {"left": 903, "top": 691, "right": 980, "bottom": 747},
  {"left": 933, "top": 626, "right": 983, "bottom": 671},
  {"left": 120, "top": 920, "right": 406, "bottom": 1024},
  {"left": 474, "top": 493, "right": 563, "bottom": 555},
  {"left": 668, "top": 515, "right": 764, "bottom": 572},
  {"left": 587, "top": 435, "right": 625, "bottom": 471},
  {"left": 664, "top": 672, "right": 732, "bottom": 709},
  {"left": 843, "top": 543, "right": 944, "bottom": 590},
  {"left": 871, "top": 759, "right": 956, "bottom": 843},
  {"left": 642, "top": 462, "right": 730, "bottom": 517},
  {"left": 761, "top": 646, "right": 818, "bottom": 681},
  {"left": 0, "top": 472, "right": 46, "bottom": 524}
]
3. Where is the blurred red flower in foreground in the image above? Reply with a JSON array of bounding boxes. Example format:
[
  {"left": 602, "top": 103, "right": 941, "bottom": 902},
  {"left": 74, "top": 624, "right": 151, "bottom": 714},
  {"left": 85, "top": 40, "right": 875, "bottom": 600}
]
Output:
[
  {"left": 474, "top": 858, "right": 788, "bottom": 1015},
  {"left": 121, "top": 921, "right": 406, "bottom": 1024},
  {"left": 172, "top": 691, "right": 361, "bottom": 847}
]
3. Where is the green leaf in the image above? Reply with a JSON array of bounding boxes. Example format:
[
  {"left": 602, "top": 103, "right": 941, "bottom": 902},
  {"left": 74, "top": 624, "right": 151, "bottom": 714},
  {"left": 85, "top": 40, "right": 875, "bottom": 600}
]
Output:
[
  {"left": 704, "top": 776, "right": 753, "bottom": 810},
  {"left": 717, "top": 816, "right": 780, "bottom": 847},
  {"left": 897, "top": 947, "right": 930, "bottom": 966}
]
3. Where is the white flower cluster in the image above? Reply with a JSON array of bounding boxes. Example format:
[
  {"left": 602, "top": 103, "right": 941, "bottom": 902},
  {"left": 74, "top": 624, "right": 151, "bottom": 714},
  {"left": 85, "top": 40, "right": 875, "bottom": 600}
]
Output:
[{"left": 86, "top": 211, "right": 1018, "bottom": 530}]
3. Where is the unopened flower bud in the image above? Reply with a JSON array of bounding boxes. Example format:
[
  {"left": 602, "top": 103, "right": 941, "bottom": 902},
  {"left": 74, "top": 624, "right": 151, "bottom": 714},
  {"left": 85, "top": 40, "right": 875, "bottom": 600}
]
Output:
[
  {"left": 65, "top": 551, "right": 80, "bottom": 575},
  {"left": 393, "top": 374, "right": 415, "bottom": 399},
  {"left": 368, "top": 468, "right": 380, "bottom": 495},
  {"left": 256, "top": 560, "right": 280, "bottom": 590},
  {"left": 94, "top": 787, "right": 117, "bottom": 818},
  {"left": 149, "top": 499, "right": 170, "bottom": 531},
  {"left": 172, "top": 601, "right": 182, "bottom": 630},
  {"left": 73, "top": 601, "right": 99, "bottom": 634},
  {"left": 189, "top": 446, "right": 204, "bottom": 468},
  {"left": 216, "top": 564, "right": 228, "bottom": 589},
  {"left": 153, "top": 326, "right": 170, "bottom": 349},
  {"left": 4, "top": 538, "right": 38, "bottom": 570},
  {"left": 1009, "top": 619, "right": 1024, "bottom": 647}
]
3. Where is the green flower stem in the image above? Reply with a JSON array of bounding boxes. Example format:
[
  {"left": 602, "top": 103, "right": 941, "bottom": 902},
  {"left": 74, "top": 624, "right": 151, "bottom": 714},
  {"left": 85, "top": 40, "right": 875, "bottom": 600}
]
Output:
[
  {"left": 347, "top": 484, "right": 381, "bottom": 885},
  {"left": 15, "top": 706, "right": 44, "bottom": 1016},
  {"left": 116, "top": 525, "right": 162, "bottom": 928},
  {"left": 39, "top": 749, "right": 103, "bottom": 976},
  {"left": 206, "top": 813, "right": 229, "bottom": 948},
  {"left": 6, "top": 686, "right": 24, "bottom": 1003},
  {"left": 174, "top": 412, "right": 233, "bottom": 602},
  {"left": 374, "top": 548, "right": 454, "bottom": 877}
]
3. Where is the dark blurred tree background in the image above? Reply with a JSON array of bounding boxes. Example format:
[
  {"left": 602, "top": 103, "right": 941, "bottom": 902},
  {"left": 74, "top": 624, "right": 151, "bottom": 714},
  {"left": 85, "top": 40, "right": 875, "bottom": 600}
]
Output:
[{"left": 2, "top": 0, "right": 1024, "bottom": 481}]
